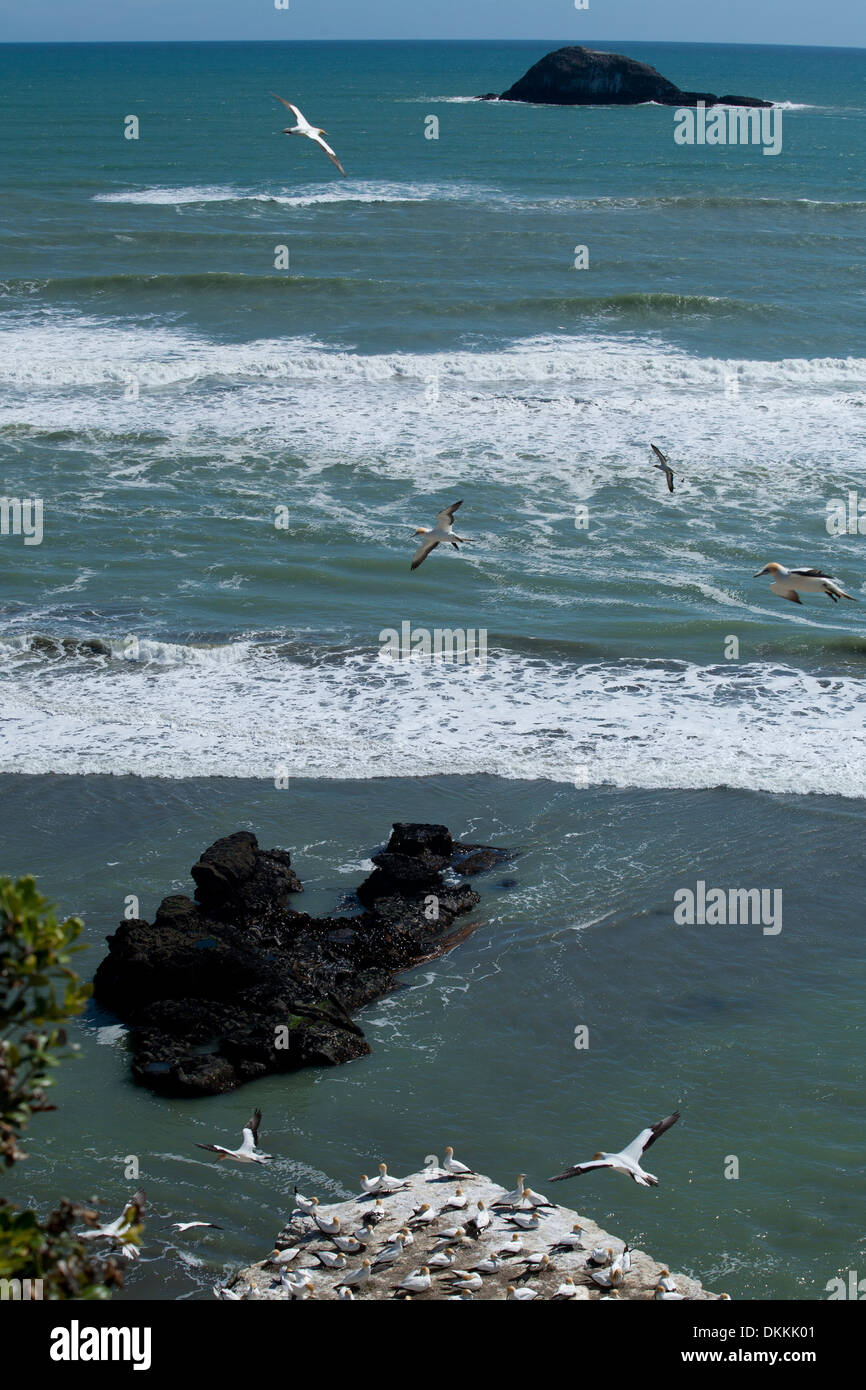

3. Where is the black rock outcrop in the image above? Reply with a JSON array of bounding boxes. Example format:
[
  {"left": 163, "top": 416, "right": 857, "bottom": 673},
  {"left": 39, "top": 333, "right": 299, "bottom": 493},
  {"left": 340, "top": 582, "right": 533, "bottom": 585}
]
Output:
[
  {"left": 92, "top": 824, "right": 507, "bottom": 1097},
  {"left": 489, "top": 46, "right": 771, "bottom": 108}
]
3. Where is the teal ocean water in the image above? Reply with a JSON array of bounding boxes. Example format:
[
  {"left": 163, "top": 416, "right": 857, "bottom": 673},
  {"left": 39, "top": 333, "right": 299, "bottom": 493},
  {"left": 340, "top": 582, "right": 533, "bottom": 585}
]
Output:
[{"left": 1, "top": 40, "right": 865, "bottom": 1300}]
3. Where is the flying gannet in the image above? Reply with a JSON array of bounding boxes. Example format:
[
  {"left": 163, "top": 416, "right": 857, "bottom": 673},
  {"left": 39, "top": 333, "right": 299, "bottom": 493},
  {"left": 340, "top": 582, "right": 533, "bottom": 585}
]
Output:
[
  {"left": 170, "top": 1221, "right": 223, "bottom": 1233},
  {"left": 270, "top": 94, "right": 346, "bottom": 177},
  {"left": 195, "top": 1109, "right": 272, "bottom": 1164},
  {"left": 754, "top": 562, "right": 856, "bottom": 605},
  {"left": 78, "top": 1190, "right": 145, "bottom": 1259},
  {"left": 410, "top": 503, "right": 468, "bottom": 572},
  {"left": 550, "top": 1110, "right": 680, "bottom": 1187},
  {"left": 651, "top": 444, "right": 678, "bottom": 493}
]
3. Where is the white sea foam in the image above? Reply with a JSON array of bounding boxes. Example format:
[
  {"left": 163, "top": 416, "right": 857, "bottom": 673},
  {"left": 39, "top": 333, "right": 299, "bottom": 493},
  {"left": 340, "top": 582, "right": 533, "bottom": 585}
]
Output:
[
  {"left": 92, "top": 180, "right": 491, "bottom": 207},
  {"left": 1, "top": 646, "right": 865, "bottom": 796}
]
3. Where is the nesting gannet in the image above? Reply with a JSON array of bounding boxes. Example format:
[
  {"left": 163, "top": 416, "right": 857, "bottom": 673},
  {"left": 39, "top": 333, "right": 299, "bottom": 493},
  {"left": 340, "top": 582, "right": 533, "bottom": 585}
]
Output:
[
  {"left": 431, "top": 1224, "right": 466, "bottom": 1247},
  {"left": 282, "top": 1275, "right": 316, "bottom": 1300},
  {"left": 312, "top": 1205, "right": 342, "bottom": 1237},
  {"left": 170, "top": 1221, "right": 223, "bottom": 1233},
  {"left": 332, "top": 1233, "right": 366, "bottom": 1255},
  {"left": 441, "top": 1187, "right": 468, "bottom": 1212},
  {"left": 78, "top": 1189, "right": 145, "bottom": 1259},
  {"left": 336, "top": 1258, "right": 372, "bottom": 1290},
  {"left": 520, "top": 1185, "right": 554, "bottom": 1210},
  {"left": 213, "top": 1284, "right": 243, "bottom": 1300},
  {"left": 654, "top": 1284, "right": 686, "bottom": 1300},
  {"left": 267, "top": 1246, "right": 301, "bottom": 1267},
  {"left": 503, "top": 1210, "right": 540, "bottom": 1230},
  {"left": 195, "top": 1109, "right": 272, "bottom": 1164},
  {"left": 472, "top": 1254, "right": 502, "bottom": 1274},
  {"left": 359, "top": 1174, "right": 381, "bottom": 1195},
  {"left": 447, "top": 1271, "right": 483, "bottom": 1291},
  {"left": 392, "top": 1266, "right": 431, "bottom": 1296},
  {"left": 515, "top": 1253, "right": 550, "bottom": 1284},
  {"left": 550, "top": 1110, "right": 680, "bottom": 1187},
  {"left": 498, "top": 1234, "right": 524, "bottom": 1257},
  {"left": 492, "top": 1176, "right": 526, "bottom": 1209},
  {"left": 428, "top": 1246, "right": 457, "bottom": 1269},
  {"left": 651, "top": 444, "right": 678, "bottom": 493},
  {"left": 375, "top": 1162, "right": 411, "bottom": 1193},
  {"left": 336, "top": 1286, "right": 355, "bottom": 1300},
  {"left": 410, "top": 503, "right": 468, "bottom": 572},
  {"left": 465, "top": 1201, "right": 490, "bottom": 1239},
  {"left": 311, "top": 1249, "right": 347, "bottom": 1270},
  {"left": 552, "top": 1276, "right": 579, "bottom": 1300},
  {"left": 293, "top": 1188, "right": 317, "bottom": 1215},
  {"left": 587, "top": 1245, "right": 615, "bottom": 1267},
  {"left": 359, "top": 1199, "right": 386, "bottom": 1227},
  {"left": 656, "top": 1268, "right": 677, "bottom": 1292},
  {"left": 372, "top": 1234, "right": 406, "bottom": 1268},
  {"left": 408, "top": 1202, "right": 436, "bottom": 1227},
  {"left": 270, "top": 94, "right": 346, "bottom": 177},
  {"left": 591, "top": 1263, "right": 624, "bottom": 1289},
  {"left": 507, "top": 1284, "right": 539, "bottom": 1300},
  {"left": 549, "top": 1224, "right": 585, "bottom": 1254},
  {"left": 754, "top": 562, "right": 856, "bottom": 605}
]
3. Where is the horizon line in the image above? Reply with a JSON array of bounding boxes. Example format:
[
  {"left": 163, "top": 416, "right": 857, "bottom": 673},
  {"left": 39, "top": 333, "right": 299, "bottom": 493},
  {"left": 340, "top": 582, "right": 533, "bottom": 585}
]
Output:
[{"left": 0, "top": 37, "right": 864, "bottom": 53}]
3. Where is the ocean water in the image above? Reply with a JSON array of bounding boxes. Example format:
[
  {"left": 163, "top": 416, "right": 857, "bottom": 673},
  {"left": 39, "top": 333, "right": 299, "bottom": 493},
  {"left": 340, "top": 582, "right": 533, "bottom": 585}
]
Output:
[{"left": 1, "top": 39, "right": 865, "bottom": 1300}]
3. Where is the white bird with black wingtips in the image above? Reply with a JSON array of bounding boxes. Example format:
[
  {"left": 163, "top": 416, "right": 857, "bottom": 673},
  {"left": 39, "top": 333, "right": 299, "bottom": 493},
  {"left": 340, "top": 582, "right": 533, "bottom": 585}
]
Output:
[
  {"left": 195, "top": 1109, "right": 272, "bottom": 1164},
  {"left": 410, "top": 503, "right": 469, "bottom": 572},
  {"left": 270, "top": 94, "right": 346, "bottom": 177},
  {"left": 550, "top": 1110, "right": 680, "bottom": 1188},
  {"left": 651, "top": 444, "right": 678, "bottom": 493},
  {"left": 754, "top": 562, "right": 856, "bottom": 606}
]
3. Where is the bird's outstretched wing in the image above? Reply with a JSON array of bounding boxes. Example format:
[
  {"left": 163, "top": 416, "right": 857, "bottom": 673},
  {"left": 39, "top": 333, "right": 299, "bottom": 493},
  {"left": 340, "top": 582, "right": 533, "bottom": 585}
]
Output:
[
  {"left": 313, "top": 133, "right": 346, "bottom": 177},
  {"left": 246, "top": 1108, "right": 263, "bottom": 1145},
  {"left": 548, "top": 1159, "right": 611, "bottom": 1182},
  {"left": 789, "top": 568, "right": 831, "bottom": 578},
  {"left": 665, "top": 471, "right": 675, "bottom": 493},
  {"left": 270, "top": 92, "right": 305, "bottom": 123},
  {"left": 651, "top": 444, "right": 668, "bottom": 466},
  {"left": 436, "top": 500, "right": 463, "bottom": 529},
  {"left": 411, "top": 537, "right": 440, "bottom": 570},
  {"left": 638, "top": 1110, "right": 681, "bottom": 1155}
]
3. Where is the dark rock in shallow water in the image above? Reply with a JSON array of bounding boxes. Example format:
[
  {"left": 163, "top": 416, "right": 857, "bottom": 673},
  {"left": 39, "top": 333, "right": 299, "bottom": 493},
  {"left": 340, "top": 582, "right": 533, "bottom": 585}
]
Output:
[
  {"left": 493, "top": 46, "right": 771, "bottom": 108},
  {"left": 93, "top": 823, "right": 504, "bottom": 1097}
]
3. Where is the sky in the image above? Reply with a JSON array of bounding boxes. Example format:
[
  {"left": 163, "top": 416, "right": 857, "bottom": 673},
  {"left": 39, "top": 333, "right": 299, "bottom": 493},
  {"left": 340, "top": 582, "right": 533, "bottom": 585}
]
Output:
[{"left": 0, "top": 1, "right": 863, "bottom": 49}]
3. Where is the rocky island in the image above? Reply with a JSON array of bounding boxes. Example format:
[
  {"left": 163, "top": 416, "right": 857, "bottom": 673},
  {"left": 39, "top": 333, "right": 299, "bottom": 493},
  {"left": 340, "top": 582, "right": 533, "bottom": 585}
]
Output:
[
  {"left": 226, "top": 1164, "right": 721, "bottom": 1301},
  {"left": 481, "top": 46, "right": 771, "bottom": 108},
  {"left": 93, "top": 822, "right": 508, "bottom": 1098}
]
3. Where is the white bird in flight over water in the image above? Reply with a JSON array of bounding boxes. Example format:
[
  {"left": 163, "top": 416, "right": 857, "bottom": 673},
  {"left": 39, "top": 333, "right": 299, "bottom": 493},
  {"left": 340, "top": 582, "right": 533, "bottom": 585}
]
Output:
[
  {"left": 195, "top": 1108, "right": 273, "bottom": 1164},
  {"left": 270, "top": 93, "right": 346, "bottom": 177},
  {"left": 651, "top": 444, "right": 678, "bottom": 493},
  {"left": 549, "top": 1110, "right": 680, "bottom": 1187},
  {"left": 78, "top": 1190, "right": 145, "bottom": 1259},
  {"left": 754, "top": 562, "right": 856, "bottom": 605},
  {"left": 410, "top": 501, "right": 468, "bottom": 571}
]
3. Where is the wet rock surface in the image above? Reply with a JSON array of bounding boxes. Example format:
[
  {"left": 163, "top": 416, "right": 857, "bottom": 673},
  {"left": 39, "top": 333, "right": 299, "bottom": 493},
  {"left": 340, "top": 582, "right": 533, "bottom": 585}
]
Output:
[
  {"left": 92, "top": 823, "right": 508, "bottom": 1098},
  {"left": 489, "top": 46, "right": 771, "bottom": 108}
]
